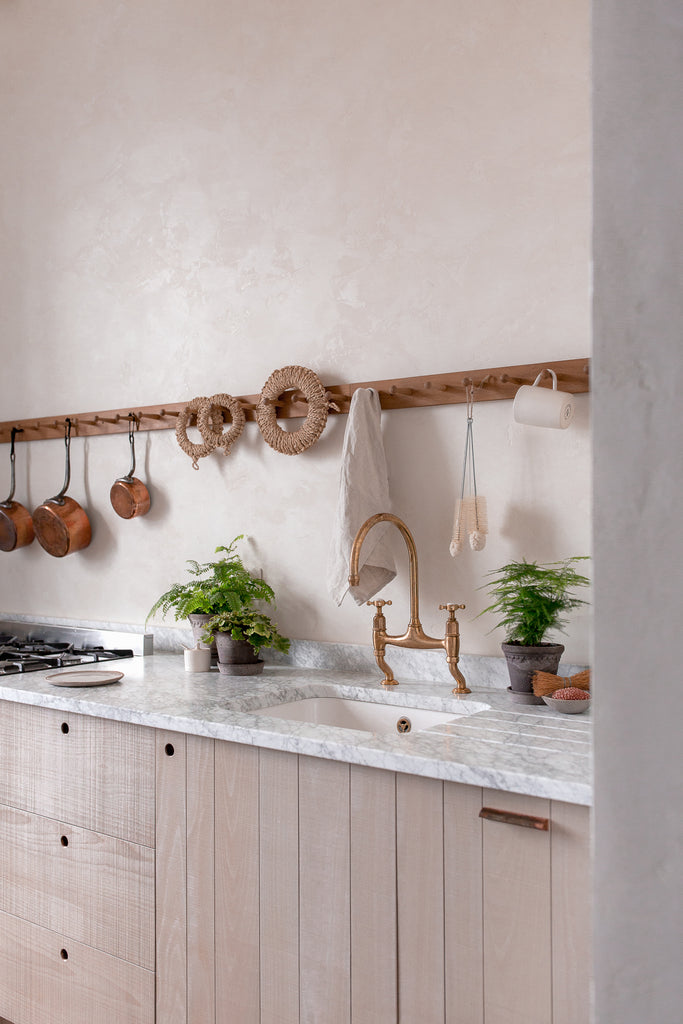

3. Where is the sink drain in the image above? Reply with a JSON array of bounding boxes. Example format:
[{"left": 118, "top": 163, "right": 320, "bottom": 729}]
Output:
[{"left": 396, "top": 716, "right": 412, "bottom": 734}]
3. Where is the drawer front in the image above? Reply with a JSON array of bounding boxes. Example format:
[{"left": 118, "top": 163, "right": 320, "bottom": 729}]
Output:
[
  {"left": 0, "top": 702, "right": 155, "bottom": 846},
  {"left": 0, "top": 804, "right": 155, "bottom": 970},
  {"left": 0, "top": 909, "right": 154, "bottom": 1024}
]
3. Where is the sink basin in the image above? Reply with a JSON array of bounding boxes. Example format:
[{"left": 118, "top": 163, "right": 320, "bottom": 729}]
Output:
[{"left": 255, "top": 696, "right": 464, "bottom": 734}]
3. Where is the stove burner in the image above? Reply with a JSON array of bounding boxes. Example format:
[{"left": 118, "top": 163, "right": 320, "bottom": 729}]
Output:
[{"left": 0, "top": 636, "right": 134, "bottom": 675}]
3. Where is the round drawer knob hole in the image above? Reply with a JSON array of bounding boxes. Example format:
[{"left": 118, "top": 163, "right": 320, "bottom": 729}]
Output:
[
  {"left": 61, "top": 722, "right": 69, "bottom": 734},
  {"left": 165, "top": 743, "right": 175, "bottom": 757},
  {"left": 60, "top": 949, "right": 69, "bottom": 960},
  {"left": 60, "top": 835, "right": 69, "bottom": 847}
]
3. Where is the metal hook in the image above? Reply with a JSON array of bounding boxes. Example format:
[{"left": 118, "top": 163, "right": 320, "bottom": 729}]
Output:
[{"left": 2, "top": 427, "right": 23, "bottom": 505}]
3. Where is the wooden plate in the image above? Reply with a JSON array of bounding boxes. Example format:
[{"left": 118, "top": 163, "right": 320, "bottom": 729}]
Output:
[{"left": 46, "top": 669, "right": 124, "bottom": 687}]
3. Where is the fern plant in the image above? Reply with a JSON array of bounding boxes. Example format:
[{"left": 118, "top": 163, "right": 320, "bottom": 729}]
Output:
[
  {"left": 147, "top": 536, "right": 280, "bottom": 623},
  {"left": 479, "top": 557, "right": 590, "bottom": 647}
]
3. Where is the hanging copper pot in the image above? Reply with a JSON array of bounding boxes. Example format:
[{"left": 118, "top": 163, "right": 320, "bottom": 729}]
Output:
[
  {"left": 33, "top": 419, "right": 91, "bottom": 557},
  {"left": 0, "top": 427, "right": 35, "bottom": 552},
  {"left": 110, "top": 414, "right": 151, "bottom": 519}
]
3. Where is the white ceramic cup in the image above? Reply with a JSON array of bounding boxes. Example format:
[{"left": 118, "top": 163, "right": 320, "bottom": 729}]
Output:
[
  {"left": 184, "top": 646, "right": 212, "bottom": 672},
  {"left": 513, "top": 370, "right": 575, "bottom": 429}
]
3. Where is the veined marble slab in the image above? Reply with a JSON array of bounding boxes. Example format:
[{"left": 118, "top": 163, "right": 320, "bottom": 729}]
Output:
[{"left": 0, "top": 652, "right": 592, "bottom": 805}]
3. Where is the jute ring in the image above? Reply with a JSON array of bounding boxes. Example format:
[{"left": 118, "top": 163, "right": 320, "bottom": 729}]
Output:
[
  {"left": 256, "top": 365, "right": 329, "bottom": 455},
  {"left": 198, "top": 394, "right": 245, "bottom": 456},
  {"left": 176, "top": 397, "right": 218, "bottom": 470}
]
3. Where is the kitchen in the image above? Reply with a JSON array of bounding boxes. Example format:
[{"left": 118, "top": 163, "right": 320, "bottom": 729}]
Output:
[{"left": 0, "top": 1, "right": 680, "bottom": 1023}]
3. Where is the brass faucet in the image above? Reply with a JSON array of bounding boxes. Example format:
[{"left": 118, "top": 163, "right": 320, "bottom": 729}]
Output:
[{"left": 348, "top": 512, "right": 470, "bottom": 693}]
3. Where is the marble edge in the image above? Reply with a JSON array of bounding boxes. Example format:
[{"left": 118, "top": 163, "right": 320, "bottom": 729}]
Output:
[{"left": 0, "top": 668, "right": 592, "bottom": 805}]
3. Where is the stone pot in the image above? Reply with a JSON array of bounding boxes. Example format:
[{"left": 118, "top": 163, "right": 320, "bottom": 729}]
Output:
[
  {"left": 501, "top": 642, "right": 565, "bottom": 701},
  {"left": 188, "top": 613, "right": 218, "bottom": 664},
  {"left": 214, "top": 631, "right": 264, "bottom": 677}
]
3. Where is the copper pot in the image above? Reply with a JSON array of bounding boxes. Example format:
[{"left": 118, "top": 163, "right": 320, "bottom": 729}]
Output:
[
  {"left": 0, "top": 427, "right": 35, "bottom": 552},
  {"left": 110, "top": 416, "right": 150, "bottom": 519},
  {"left": 33, "top": 420, "right": 91, "bottom": 557}
]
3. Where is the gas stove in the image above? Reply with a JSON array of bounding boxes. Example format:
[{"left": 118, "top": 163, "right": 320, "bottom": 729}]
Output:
[{"left": 0, "top": 621, "right": 152, "bottom": 676}]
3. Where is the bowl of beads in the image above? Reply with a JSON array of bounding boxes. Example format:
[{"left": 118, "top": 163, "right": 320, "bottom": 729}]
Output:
[{"left": 542, "top": 687, "right": 591, "bottom": 714}]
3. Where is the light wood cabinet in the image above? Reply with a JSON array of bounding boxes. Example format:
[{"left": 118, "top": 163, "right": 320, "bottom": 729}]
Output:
[
  {"left": 0, "top": 701, "right": 155, "bottom": 1024},
  {"left": 157, "top": 739, "right": 591, "bottom": 1024},
  {"left": 1, "top": 703, "right": 590, "bottom": 1024}
]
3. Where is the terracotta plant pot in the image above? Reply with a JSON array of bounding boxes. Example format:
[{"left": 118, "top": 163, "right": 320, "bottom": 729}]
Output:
[
  {"left": 501, "top": 642, "right": 565, "bottom": 703},
  {"left": 214, "top": 632, "right": 264, "bottom": 676}
]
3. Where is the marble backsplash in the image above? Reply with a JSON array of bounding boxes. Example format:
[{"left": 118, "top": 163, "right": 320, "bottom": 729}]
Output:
[{"left": 2, "top": 614, "right": 587, "bottom": 691}]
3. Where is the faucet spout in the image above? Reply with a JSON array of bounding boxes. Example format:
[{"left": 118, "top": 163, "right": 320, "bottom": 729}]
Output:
[
  {"left": 349, "top": 512, "right": 422, "bottom": 628},
  {"left": 348, "top": 513, "right": 471, "bottom": 693}
]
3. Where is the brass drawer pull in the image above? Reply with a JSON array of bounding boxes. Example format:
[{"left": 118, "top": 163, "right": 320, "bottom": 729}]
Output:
[{"left": 479, "top": 807, "right": 549, "bottom": 831}]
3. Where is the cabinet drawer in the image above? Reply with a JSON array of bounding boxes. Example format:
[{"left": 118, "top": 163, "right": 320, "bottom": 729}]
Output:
[
  {"left": 0, "top": 909, "right": 154, "bottom": 1024},
  {"left": 0, "top": 805, "right": 155, "bottom": 970},
  {"left": 0, "top": 702, "right": 155, "bottom": 846}
]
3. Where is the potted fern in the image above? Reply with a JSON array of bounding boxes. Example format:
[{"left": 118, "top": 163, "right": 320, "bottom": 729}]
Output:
[
  {"left": 479, "top": 557, "right": 590, "bottom": 699},
  {"left": 147, "top": 536, "right": 289, "bottom": 673}
]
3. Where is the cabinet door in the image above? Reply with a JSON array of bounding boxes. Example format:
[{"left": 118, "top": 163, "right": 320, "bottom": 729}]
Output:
[
  {"left": 0, "top": 702, "right": 155, "bottom": 846},
  {"left": 481, "top": 789, "right": 552, "bottom": 1024}
]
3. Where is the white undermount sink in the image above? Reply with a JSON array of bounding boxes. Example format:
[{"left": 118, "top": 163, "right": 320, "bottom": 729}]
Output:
[{"left": 256, "top": 696, "right": 468, "bottom": 735}]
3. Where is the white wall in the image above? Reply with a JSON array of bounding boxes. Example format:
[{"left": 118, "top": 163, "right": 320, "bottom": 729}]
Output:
[
  {"left": 593, "top": 0, "right": 683, "bottom": 1019},
  {"left": 0, "top": 0, "right": 591, "bottom": 660}
]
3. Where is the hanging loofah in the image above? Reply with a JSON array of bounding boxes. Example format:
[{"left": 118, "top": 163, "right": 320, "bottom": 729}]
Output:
[
  {"left": 450, "top": 385, "right": 489, "bottom": 555},
  {"left": 197, "top": 393, "right": 245, "bottom": 456},
  {"left": 449, "top": 499, "right": 465, "bottom": 557},
  {"left": 256, "top": 365, "right": 330, "bottom": 455}
]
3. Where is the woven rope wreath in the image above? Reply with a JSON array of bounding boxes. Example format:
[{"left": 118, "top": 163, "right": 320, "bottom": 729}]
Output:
[
  {"left": 176, "top": 396, "right": 219, "bottom": 470},
  {"left": 256, "top": 365, "right": 329, "bottom": 455},
  {"left": 197, "top": 393, "right": 245, "bottom": 456}
]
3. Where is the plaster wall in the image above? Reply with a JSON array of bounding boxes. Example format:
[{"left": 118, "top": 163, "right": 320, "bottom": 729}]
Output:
[
  {"left": 0, "top": 0, "right": 591, "bottom": 660},
  {"left": 593, "top": 0, "right": 683, "bottom": 1018}
]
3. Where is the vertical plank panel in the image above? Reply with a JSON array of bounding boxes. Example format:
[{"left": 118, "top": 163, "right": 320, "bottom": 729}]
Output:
[
  {"left": 299, "top": 755, "right": 350, "bottom": 1024},
  {"left": 551, "top": 801, "right": 591, "bottom": 1024},
  {"left": 215, "top": 741, "right": 260, "bottom": 1024},
  {"left": 350, "top": 764, "right": 397, "bottom": 1024},
  {"left": 155, "top": 731, "right": 187, "bottom": 1024},
  {"left": 260, "top": 748, "right": 300, "bottom": 1024},
  {"left": 482, "top": 789, "right": 551, "bottom": 1024},
  {"left": 444, "top": 782, "right": 484, "bottom": 1024},
  {"left": 396, "top": 772, "right": 445, "bottom": 1024},
  {"left": 187, "top": 735, "right": 216, "bottom": 1024}
]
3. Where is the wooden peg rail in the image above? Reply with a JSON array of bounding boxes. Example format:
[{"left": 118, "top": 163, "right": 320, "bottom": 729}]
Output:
[{"left": 0, "top": 357, "right": 589, "bottom": 444}]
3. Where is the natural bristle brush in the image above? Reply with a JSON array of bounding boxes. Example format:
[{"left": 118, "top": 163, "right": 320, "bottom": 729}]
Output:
[{"left": 450, "top": 383, "right": 488, "bottom": 556}]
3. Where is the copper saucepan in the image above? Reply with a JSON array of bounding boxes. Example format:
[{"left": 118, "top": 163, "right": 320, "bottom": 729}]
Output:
[
  {"left": 33, "top": 419, "right": 91, "bottom": 557},
  {"left": 0, "top": 427, "right": 35, "bottom": 552},
  {"left": 110, "top": 415, "right": 150, "bottom": 519}
]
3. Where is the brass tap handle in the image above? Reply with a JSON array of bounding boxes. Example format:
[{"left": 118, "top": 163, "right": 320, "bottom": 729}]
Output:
[
  {"left": 439, "top": 603, "right": 465, "bottom": 619},
  {"left": 367, "top": 599, "right": 392, "bottom": 609}
]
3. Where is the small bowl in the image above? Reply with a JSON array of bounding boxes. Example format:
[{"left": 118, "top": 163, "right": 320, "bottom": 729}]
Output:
[{"left": 542, "top": 694, "right": 591, "bottom": 715}]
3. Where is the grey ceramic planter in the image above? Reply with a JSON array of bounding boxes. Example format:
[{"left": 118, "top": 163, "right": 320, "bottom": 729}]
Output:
[
  {"left": 214, "top": 631, "right": 264, "bottom": 676},
  {"left": 501, "top": 642, "right": 565, "bottom": 694}
]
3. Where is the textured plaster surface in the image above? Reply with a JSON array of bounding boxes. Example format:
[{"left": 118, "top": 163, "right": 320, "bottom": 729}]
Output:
[{"left": 0, "top": 0, "right": 591, "bottom": 658}]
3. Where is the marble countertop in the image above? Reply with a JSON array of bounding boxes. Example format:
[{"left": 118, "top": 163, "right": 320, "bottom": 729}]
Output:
[{"left": 0, "top": 653, "right": 592, "bottom": 805}]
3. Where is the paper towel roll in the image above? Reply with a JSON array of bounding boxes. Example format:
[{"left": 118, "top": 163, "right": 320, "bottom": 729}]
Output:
[{"left": 513, "top": 383, "right": 575, "bottom": 429}]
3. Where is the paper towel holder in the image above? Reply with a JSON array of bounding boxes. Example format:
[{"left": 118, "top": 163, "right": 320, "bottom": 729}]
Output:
[{"left": 512, "top": 368, "right": 575, "bottom": 429}]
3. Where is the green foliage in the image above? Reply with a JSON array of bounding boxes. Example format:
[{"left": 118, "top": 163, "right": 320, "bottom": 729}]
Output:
[
  {"left": 202, "top": 608, "right": 290, "bottom": 654},
  {"left": 479, "top": 557, "right": 590, "bottom": 647},
  {"left": 146, "top": 536, "right": 289, "bottom": 653}
]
